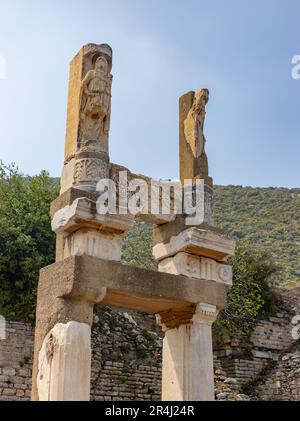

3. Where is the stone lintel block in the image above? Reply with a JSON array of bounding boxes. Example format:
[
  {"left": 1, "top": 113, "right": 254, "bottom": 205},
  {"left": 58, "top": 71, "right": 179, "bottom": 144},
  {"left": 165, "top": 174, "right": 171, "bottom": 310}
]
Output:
[
  {"left": 51, "top": 196, "right": 134, "bottom": 235},
  {"left": 252, "top": 350, "right": 274, "bottom": 359},
  {"left": 39, "top": 255, "right": 227, "bottom": 314},
  {"left": 51, "top": 186, "right": 175, "bottom": 229},
  {"left": 153, "top": 226, "right": 236, "bottom": 262},
  {"left": 158, "top": 252, "right": 232, "bottom": 286}
]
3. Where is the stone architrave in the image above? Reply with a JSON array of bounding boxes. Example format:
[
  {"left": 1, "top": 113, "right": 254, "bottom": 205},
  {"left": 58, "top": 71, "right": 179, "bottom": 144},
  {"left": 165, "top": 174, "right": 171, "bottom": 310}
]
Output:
[
  {"left": 158, "top": 252, "right": 233, "bottom": 286},
  {"left": 31, "top": 254, "right": 228, "bottom": 401}
]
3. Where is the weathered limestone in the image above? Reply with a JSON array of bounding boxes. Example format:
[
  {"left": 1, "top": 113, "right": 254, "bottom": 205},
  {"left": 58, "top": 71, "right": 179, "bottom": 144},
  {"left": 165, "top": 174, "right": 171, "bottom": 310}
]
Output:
[
  {"left": 179, "top": 89, "right": 211, "bottom": 183},
  {"left": 37, "top": 321, "right": 91, "bottom": 401},
  {"left": 155, "top": 239, "right": 231, "bottom": 401},
  {"left": 179, "top": 89, "right": 214, "bottom": 225},
  {"left": 37, "top": 255, "right": 228, "bottom": 315},
  {"left": 110, "top": 163, "right": 177, "bottom": 224},
  {"left": 158, "top": 303, "right": 218, "bottom": 401},
  {"left": 0, "top": 315, "right": 5, "bottom": 340}
]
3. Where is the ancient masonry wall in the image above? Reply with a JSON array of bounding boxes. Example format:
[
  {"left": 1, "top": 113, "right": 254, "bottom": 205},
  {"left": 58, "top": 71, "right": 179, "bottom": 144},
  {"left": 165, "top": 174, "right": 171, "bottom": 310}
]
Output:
[
  {"left": 214, "top": 313, "right": 295, "bottom": 389},
  {"left": 255, "top": 350, "right": 300, "bottom": 401},
  {"left": 0, "top": 306, "right": 299, "bottom": 401},
  {"left": 0, "top": 308, "right": 163, "bottom": 401},
  {"left": 0, "top": 322, "right": 33, "bottom": 400}
]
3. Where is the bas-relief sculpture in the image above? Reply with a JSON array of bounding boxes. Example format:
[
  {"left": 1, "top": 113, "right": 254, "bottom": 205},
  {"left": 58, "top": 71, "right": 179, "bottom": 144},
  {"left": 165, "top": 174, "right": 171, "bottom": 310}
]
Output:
[
  {"left": 183, "top": 88, "right": 209, "bottom": 179},
  {"left": 78, "top": 55, "right": 112, "bottom": 153},
  {"left": 74, "top": 51, "right": 112, "bottom": 189},
  {"left": 61, "top": 44, "right": 113, "bottom": 193}
]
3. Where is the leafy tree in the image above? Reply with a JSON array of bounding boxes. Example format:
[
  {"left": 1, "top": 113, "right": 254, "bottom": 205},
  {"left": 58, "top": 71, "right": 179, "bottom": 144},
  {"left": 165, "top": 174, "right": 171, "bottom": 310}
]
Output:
[
  {"left": 122, "top": 220, "right": 157, "bottom": 270},
  {"left": 214, "top": 243, "right": 280, "bottom": 342},
  {"left": 0, "top": 162, "right": 59, "bottom": 321}
]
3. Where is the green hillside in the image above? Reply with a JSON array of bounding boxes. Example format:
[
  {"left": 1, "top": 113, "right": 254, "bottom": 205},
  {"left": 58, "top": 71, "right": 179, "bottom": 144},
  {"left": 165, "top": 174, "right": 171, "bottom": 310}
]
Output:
[
  {"left": 214, "top": 185, "right": 300, "bottom": 287},
  {"left": 123, "top": 186, "right": 300, "bottom": 287}
]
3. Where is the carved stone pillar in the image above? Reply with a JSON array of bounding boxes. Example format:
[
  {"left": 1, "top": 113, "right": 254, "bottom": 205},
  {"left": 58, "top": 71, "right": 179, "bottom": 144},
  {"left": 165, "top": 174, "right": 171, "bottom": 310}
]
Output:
[
  {"left": 157, "top": 303, "right": 218, "bottom": 401},
  {"left": 61, "top": 43, "right": 113, "bottom": 194},
  {"left": 32, "top": 44, "right": 133, "bottom": 401}
]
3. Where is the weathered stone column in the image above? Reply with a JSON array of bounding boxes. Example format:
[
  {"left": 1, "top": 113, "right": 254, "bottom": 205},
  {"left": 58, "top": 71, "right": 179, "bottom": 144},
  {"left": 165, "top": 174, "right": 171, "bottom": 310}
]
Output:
[
  {"left": 153, "top": 88, "right": 236, "bottom": 401},
  {"left": 154, "top": 234, "right": 233, "bottom": 402},
  {"left": 154, "top": 225, "right": 235, "bottom": 401},
  {"left": 157, "top": 303, "right": 218, "bottom": 401},
  {"left": 32, "top": 43, "right": 134, "bottom": 401},
  {"left": 37, "top": 321, "right": 91, "bottom": 401}
]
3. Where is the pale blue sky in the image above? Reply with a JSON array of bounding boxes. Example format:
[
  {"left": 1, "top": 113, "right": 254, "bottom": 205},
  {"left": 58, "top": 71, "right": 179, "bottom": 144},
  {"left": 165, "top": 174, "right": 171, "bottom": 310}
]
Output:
[{"left": 0, "top": 0, "right": 299, "bottom": 187}]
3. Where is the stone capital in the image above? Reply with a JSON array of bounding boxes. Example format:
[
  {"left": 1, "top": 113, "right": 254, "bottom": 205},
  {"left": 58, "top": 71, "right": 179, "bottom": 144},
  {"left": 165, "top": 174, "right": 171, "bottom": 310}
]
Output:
[
  {"left": 192, "top": 302, "right": 218, "bottom": 325},
  {"left": 156, "top": 302, "right": 218, "bottom": 332}
]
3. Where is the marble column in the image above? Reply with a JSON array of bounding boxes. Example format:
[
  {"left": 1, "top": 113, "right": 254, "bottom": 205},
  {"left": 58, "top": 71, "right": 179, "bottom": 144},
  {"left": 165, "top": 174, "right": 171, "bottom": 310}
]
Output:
[
  {"left": 158, "top": 303, "right": 218, "bottom": 401},
  {"left": 37, "top": 321, "right": 91, "bottom": 401}
]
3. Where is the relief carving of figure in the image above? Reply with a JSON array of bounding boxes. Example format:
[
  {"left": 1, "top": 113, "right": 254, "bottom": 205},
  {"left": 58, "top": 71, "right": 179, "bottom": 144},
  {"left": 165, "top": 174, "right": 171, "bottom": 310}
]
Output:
[
  {"left": 79, "top": 56, "right": 112, "bottom": 150},
  {"left": 184, "top": 89, "right": 209, "bottom": 177}
]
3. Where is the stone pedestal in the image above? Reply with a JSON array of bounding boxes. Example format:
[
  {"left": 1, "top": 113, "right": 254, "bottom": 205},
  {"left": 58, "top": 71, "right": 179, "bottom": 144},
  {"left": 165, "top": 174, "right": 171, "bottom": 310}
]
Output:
[{"left": 159, "top": 303, "right": 218, "bottom": 401}]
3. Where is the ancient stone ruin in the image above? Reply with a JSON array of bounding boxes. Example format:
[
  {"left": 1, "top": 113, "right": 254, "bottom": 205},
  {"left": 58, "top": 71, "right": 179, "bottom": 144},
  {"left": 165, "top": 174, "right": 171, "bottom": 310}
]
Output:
[{"left": 31, "top": 43, "right": 235, "bottom": 401}]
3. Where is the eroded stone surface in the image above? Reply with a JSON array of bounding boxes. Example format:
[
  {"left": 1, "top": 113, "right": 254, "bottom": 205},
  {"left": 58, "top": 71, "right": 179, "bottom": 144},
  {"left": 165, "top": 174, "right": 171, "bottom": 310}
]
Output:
[{"left": 179, "top": 90, "right": 212, "bottom": 184}]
